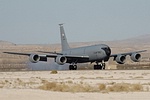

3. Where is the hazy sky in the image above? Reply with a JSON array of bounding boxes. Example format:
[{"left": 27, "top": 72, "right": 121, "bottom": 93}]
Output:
[{"left": 0, "top": 0, "right": 150, "bottom": 44}]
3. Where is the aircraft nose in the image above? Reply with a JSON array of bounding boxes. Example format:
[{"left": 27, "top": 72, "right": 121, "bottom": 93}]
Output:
[{"left": 102, "top": 47, "right": 111, "bottom": 56}]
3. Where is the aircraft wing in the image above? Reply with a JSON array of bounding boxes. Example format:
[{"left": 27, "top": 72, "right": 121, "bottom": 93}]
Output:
[
  {"left": 3, "top": 52, "right": 89, "bottom": 59},
  {"left": 3, "top": 52, "right": 58, "bottom": 58},
  {"left": 56, "top": 55, "right": 89, "bottom": 59},
  {"left": 110, "top": 50, "right": 147, "bottom": 57},
  {"left": 3, "top": 52, "right": 31, "bottom": 56},
  {"left": 37, "top": 51, "right": 63, "bottom": 55}
]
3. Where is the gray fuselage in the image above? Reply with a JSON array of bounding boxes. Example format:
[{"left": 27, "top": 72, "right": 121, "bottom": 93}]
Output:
[{"left": 62, "top": 44, "right": 111, "bottom": 63}]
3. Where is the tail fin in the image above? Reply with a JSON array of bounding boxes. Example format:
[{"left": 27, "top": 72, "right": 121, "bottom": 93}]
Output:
[{"left": 59, "top": 24, "right": 70, "bottom": 51}]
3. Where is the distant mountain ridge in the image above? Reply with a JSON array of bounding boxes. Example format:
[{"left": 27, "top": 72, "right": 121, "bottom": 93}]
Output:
[
  {"left": 0, "top": 40, "right": 15, "bottom": 45},
  {"left": 119, "top": 34, "right": 150, "bottom": 45},
  {"left": 0, "top": 34, "right": 150, "bottom": 46},
  {"left": 88, "top": 34, "right": 150, "bottom": 45}
]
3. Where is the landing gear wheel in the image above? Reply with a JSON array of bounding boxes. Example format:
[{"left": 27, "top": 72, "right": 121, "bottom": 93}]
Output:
[
  {"left": 102, "top": 63, "right": 105, "bottom": 69},
  {"left": 94, "top": 62, "right": 106, "bottom": 70},
  {"left": 94, "top": 65, "right": 102, "bottom": 70},
  {"left": 74, "top": 65, "right": 77, "bottom": 70},
  {"left": 69, "top": 65, "right": 77, "bottom": 70}
]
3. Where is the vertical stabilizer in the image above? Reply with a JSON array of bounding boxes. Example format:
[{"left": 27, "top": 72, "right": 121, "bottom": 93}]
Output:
[{"left": 59, "top": 24, "right": 70, "bottom": 51}]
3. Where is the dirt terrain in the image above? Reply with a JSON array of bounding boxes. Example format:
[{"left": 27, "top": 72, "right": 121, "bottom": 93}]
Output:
[{"left": 0, "top": 70, "right": 150, "bottom": 100}]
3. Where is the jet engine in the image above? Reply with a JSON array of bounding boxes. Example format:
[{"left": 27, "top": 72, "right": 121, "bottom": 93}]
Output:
[
  {"left": 29, "top": 54, "right": 40, "bottom": 63},
  {"left": 130, "top": 53, "right": 141, "bottom": 62},
  {"left": 115, "top": 55, "right": 126, "bottom": 64},
  {"left": 56, "top": 56, "right": 67, "bottom": 65}
]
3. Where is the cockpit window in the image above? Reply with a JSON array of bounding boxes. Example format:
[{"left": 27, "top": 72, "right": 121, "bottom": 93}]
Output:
[{"left": 102, "top": 47, "right": 111, "bottom": 56}]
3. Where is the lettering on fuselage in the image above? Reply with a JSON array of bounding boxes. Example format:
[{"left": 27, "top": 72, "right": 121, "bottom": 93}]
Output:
[{"left": 93, "top": 51, "right": 102, "bottom": 54}]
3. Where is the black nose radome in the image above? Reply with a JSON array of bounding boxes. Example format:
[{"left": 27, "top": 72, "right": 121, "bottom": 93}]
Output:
[{"left": 102, "top": 47, "right": 111, "bottom": 56}]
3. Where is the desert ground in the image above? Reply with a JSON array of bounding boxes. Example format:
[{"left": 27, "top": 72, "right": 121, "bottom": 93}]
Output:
[
  {"left": 0, "top": 35, "right": 150, "bottom": 100},
  {"left": 0, "top": 70, "right": 150, "bottom": 100}
]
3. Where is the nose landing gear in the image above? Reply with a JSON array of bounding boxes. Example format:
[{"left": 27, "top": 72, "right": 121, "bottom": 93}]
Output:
[{"left": 94, "top": 62, "right": 105, "bottom": 70}]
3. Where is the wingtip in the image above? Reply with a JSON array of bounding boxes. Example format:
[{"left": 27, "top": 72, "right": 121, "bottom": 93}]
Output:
[
  {"left": 3, "top": 52, "right": 8, "bottom": 53},
  {"left": 141, "top": 50, "right": 147, "bottom": 52}
]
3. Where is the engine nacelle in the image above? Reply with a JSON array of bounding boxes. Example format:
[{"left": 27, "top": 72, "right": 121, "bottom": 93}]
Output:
[
  {"left": 55, "top": 56, "right": 67, "bottom": 65},
  {"left": 115, "top": 55, "right": 126, "bottom": 64},
  {"left": 131, "top": 53, "right": 141, "bottom": 62},
  {"left": 29, "top": 54, "right": 40, "bottom": 63}
]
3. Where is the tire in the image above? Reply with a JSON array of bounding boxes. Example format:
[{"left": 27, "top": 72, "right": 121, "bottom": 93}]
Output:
[
  {"left": 102, "top": 63, "right": 105, "bottom": 69},
  {"left": 94, "top": 65, "right": 102, "bottom": 70},
  {"left": 69, "top": 65, "right": 77, "bottom": 70},
  {"left": 73, "top": 65, "right": 77, "bottom": 70},
  {"left": 69, "top": 65, "right": 73, "bottom": 70}
]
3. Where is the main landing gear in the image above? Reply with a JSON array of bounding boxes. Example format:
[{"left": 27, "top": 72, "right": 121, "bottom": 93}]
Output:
[
  {"left": 94, "top": 62, "right": 105, "bottom": 70},
  {"left": 69, "top": 64, "right": 77, "bottom": 70},
  {"left": 68, "top": 62, "right": 106, "bottom": 70}
]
